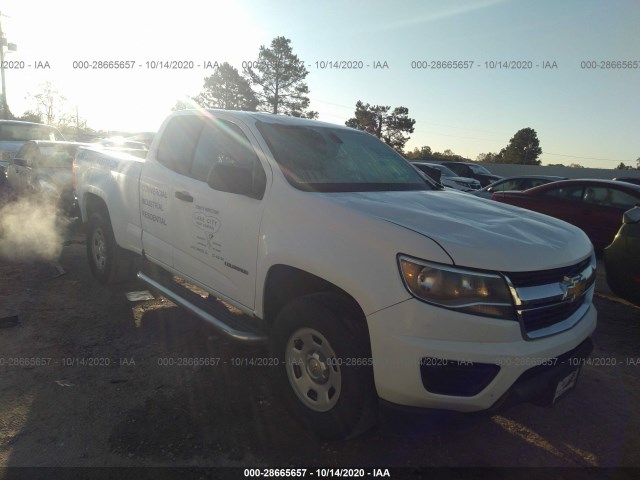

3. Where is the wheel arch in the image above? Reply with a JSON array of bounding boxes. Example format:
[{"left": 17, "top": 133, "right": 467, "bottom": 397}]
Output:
[
  {"left": 84, "top": 192, "right": 109, "bottom": 221},
  {"left": 262, "top": 264, "right": 369, "bottom": 334}
]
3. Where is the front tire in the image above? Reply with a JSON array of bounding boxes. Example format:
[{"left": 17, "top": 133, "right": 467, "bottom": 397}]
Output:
[
  {"left": 270, "top": 293, "right": 377, "bottom": 440},
  {"left": 86, "top": 211, "right": 136, "bottom": 284}
]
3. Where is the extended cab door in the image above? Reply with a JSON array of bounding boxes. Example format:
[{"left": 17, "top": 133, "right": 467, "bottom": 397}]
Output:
[
  {"left": 140, "top": 114, "right": 204, "bottom": 269},
  {"left": 172, "top": 115, "right": 268, "bottom": 309}
]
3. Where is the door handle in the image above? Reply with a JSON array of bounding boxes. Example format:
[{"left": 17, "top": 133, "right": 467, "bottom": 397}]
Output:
[{"left": 175, "top": 190, "right": 194, "bottom": 202}]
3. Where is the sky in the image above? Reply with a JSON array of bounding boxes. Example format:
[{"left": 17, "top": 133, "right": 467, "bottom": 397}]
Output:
[{"left": 1, "top": 0, "right": 638, "bottom": 168}]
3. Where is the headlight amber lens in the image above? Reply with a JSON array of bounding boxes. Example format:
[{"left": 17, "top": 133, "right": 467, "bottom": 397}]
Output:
[{"left": 399, "top": 256, "right": 515, "bottom": 319}]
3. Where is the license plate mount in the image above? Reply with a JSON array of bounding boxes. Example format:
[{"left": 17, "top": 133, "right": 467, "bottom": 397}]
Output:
[{"left": 552, "top": 367, "right": 581, "bottom": 404}]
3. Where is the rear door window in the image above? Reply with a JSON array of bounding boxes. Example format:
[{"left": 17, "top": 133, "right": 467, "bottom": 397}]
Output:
[
  {"left": 191, "top": 119, "right": 260, "bottom": 183},
  {"left": 583, "top": 187, "right": 639, "bottom": 210},
  {"left": 156, "top": 115, "right": 204, "bottom": 176}
]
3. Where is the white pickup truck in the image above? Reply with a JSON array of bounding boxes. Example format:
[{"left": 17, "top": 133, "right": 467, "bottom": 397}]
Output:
[{"left": 74, "top": 110, "right": 596, "bottom": 439}]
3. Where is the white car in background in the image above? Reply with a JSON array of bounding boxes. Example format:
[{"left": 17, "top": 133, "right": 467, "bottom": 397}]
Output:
[
  {"left": 412, "top": 161, "right": 480, "bottom": 191},
  {"left": 92, "top": 137, "right": 149, "bottom": 159}
]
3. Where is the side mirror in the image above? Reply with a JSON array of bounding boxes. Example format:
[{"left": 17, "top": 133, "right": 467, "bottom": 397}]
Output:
[
  {"left": 623, "top": 206, "right": 640, "bottom": 224},
  {"left": 207, "top": 163, "right": 265, "bottom": 200}
]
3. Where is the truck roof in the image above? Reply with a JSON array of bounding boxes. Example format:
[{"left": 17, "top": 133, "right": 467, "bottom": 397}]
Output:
[{"left": 170, "top": 109, "right": 356, "bottom": 132}]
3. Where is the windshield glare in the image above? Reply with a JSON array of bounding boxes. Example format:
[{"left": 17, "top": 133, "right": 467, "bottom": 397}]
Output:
[{"left": 256, "top": 122, "right": 433, "bottom": 192}]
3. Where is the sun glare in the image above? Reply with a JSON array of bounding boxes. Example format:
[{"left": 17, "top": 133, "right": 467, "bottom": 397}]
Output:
[{"left": 2, "top": 0, "right": 266, "bottom": 132}]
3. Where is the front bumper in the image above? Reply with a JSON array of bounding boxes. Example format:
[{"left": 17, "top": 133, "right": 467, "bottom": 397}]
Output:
[
  {"left": 366, "top": 297, "right": 597, "bottom": 411},
  {"left": 489, "top": 337, "right": 593, "bottom": 410}
]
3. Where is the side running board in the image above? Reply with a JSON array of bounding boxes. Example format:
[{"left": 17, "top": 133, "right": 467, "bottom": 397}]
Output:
[{"left": 137, "top": 271, "right": 267, "bottom": 344}]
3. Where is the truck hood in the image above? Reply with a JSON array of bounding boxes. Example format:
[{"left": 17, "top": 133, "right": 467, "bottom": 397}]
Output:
[{"left": 324, "top": 190, "right": 591, "bottom": 272}]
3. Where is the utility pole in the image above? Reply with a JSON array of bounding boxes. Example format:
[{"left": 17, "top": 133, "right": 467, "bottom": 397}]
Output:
[
  {"left": 0, "top": 11, "right": 7, "bottom": 119},
  {"left": 0, "top": 11, "right": 16, "bottom": 120}
]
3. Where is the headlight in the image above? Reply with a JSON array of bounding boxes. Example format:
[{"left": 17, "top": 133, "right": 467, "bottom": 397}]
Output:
[{"left": 398, "top": 255, "right": 515, "bottom": 319}]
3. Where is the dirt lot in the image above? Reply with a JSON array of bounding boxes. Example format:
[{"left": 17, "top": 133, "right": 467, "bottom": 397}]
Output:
[{"left": 0, "top": 187, "right": 639, "bottom": 474}]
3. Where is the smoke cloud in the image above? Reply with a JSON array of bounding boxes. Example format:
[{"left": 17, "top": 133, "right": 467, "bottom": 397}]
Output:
[{"left": 0, "top": 189, "right": 71, "bottom": 262}]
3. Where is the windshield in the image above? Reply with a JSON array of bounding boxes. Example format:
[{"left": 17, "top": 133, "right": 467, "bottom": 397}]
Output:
[
  {"left": 0, "top": 123, "right": 64, "bottom": 142},
  {"left": 468, "top": 164, "right": 491, "bottom": 175},
  {"left": 256, "top": 121, "right": 433, "bottom": 192}
]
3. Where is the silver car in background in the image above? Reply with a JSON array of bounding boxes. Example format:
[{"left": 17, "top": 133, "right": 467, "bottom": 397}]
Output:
[
  {"left": 0, "top": 120, "right": 65, "bottom": 185},
  {"left": 5, "top": 141, "right": 88, "bottom": 215},
  {"left": 412, "top": 161, "right": 481, "bottom": 191}
]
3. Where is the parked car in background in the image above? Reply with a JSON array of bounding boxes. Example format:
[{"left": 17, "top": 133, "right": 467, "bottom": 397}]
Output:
[
  {"left": 604, "top": 206, "right": 640, "bottom": 306},
  {"left": 613, "top": 177, "right": 640, "bottom": 187},
  {"left": 411, "top": 162, "right": 442, "bottom": 184},
  {"left": 492, "top": 179, "right": 640, "bottom": 251},
  {"left": 473, "top": 175, "right": 567, "bottom": 198},
  {"left": 126, "top": 132, "right": 155, "bottom": 148},
  {"left": 94, "top": 137, "right": 148, "bottom": 159},
  {"left": 432, "top": 161, "right": 502, "bottom": 187},
  {"left": 6, "top": 141, "right": 89, "bottom": 215},
  {"left": 0, "top": 120, "right": 65, "bottom": 185},
  {"left": 412, "top": 162, "right": 480, "bottom": 191}
]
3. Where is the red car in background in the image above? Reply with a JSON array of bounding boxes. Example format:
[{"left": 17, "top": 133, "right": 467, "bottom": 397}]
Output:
[{"left": 492, "top": 179, "right": 640, "bottom": 251}]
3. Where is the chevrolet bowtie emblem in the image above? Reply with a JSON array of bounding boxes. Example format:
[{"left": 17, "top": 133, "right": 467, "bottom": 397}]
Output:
[{"left": 560, "top": 274, "right": 586, "bottom": 301}]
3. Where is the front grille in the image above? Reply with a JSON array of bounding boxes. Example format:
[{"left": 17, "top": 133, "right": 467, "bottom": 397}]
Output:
[
  {"left": 504, "top": 257, "right": 591, "bottom": 288},
  {"left": 520, "top": 296, "right": 586, "bottom": 332},
  {"left": 503, "top": 256, "right": 594, "bottom": 339}
]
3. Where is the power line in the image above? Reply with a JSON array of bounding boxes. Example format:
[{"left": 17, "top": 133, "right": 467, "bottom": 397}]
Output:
[
  {"left": 418, "top": 130, "right": 499, "bottom": 142},
  {"left": 416, "top": 120, "right": 509, "bottom": 136},
  {"left": 307, "top": 97, "right": 353, "bottom": 110},
  {"left": 543, "top": 152, "right": 636, "bottom": 163}
]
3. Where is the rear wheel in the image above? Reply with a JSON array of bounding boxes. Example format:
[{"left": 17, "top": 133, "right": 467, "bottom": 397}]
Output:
[
  {"left": 270, "top": 293, "right": 377, "bottom": 440},
  {"left": 86, "top": 211, "right": 136, "bottom": 283}
]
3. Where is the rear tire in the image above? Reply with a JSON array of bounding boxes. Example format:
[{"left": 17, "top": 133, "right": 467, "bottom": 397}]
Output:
[
  {"left": 86, "top": 210, "right": 136, "bottom": 284},
  {"left": 270, "top": 293, "right": 377, "bottom": 440}
]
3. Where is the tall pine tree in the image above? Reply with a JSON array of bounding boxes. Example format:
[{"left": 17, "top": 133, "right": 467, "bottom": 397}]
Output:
[
  {"left": 244, "top": 37, "right": 317, "bottom": 118},
  {"left": 346, "top": 101, "right": 415, "bottom": 152},
  {"left": 193, "top": 63, "right": 258, "bottom": 111}
]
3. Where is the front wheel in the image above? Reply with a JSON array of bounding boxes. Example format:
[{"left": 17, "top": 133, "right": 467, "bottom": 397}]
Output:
[
  {"left": 270, "top": 293, "right": 377, "bottom": 440},
  {"left": 86, "top": 211, "right": 136, "bottom": 284}
]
